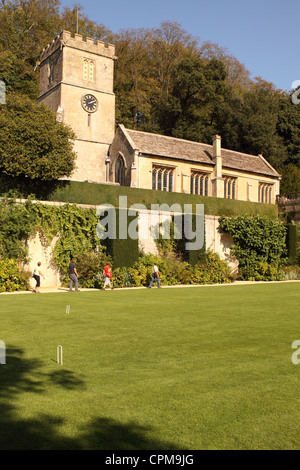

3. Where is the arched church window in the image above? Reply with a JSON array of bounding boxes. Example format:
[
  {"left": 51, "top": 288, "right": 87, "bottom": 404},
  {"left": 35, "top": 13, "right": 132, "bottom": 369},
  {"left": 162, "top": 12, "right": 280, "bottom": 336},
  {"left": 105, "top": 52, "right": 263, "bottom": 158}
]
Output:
[
  {"left": 258, "top": 183, "right": 273, "bottom": 203},
  {"left": 224, "top": 176, "right": 237, "bottom": 200},
  {"left": 169, "top": 172, "right": 173, "bottom": 192},
  {"left": 157, "top": 170, "right": 162, "bottom": 191},
  {"left": 152, "top": 169, "right": 157, "bottom": 190},
  {"left": 115, "top": 155, "right": 125, "bottom": 186},
  {"left": 190, "top": 174, "right": 194, "bottom": 194}
]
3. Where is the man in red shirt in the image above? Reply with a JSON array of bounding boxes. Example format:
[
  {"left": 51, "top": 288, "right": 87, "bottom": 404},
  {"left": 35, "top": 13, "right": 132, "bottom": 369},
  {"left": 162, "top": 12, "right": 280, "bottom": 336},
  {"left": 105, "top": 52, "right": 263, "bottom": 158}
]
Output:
[{"left": 102, "top": 262, "right": 114, "bottom": 290}]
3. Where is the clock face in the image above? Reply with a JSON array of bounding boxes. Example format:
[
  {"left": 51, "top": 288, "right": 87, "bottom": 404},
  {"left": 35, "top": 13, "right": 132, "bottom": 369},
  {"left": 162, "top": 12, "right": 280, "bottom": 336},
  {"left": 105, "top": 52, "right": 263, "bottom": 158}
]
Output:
[{"left": 81, "top": 94, "right": 98, "bottom": 113}]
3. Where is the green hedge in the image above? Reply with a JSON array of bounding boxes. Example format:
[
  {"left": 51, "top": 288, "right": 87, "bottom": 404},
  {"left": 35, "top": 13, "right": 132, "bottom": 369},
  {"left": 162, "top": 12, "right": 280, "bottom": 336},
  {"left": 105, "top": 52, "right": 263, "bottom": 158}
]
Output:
[
  {"left": 285, "top": 224, "right": 298, "bottom": 263},
  {"left": 99, "top": 209, "right": 139, "bottom": 268},
  {"left": 0, "top": 174, "right": 278, "bottom": 218},
  {"left": 174, "top": 213, "right": 206, "bottom": 266}
]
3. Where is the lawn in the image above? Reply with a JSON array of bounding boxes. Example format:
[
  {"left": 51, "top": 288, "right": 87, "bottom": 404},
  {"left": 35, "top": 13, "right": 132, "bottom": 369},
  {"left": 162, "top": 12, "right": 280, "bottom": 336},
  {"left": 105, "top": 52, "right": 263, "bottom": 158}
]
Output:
[{"left": 0, "top": 282, "right": 300, "bottom": 450}]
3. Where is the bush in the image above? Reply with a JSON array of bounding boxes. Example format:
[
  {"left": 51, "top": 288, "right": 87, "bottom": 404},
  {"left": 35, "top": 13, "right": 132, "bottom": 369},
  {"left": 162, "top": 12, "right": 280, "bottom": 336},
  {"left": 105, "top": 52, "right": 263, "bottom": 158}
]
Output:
[
  {"left": 190, "top": 250, "right": 233, "bottom": 284},
  {"left": 279, "top": 265, "right": 300, "bottom": 281},
  {"left": 0, "top": 259, "right": 31, "bottom": 292},
  {"left": 128, "top": 254, "right": 161, "bottom": 287},
  {"left": 113, "top": 267, "right": 135, "bottom": 288},
  {"left": 219, "top": 215, "right": 287, "bottom": 280},
  {"left": 75, "top": 251, "right": 111, "bottom": 289},
  {"left": 243, "top": 261, "right": 283, "bottom": 281},
  {"left": 108, "top": 250, "right": 232, "bottom": 288}
]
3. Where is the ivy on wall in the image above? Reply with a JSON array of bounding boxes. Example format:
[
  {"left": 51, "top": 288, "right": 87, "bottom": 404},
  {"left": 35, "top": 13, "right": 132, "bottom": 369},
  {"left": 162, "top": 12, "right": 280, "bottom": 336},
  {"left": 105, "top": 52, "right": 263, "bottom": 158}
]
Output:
[
  {"left": 0, "top": 197, "right": 104, "bottom": 282},
  {"left": 219, "top": 215, "right": 287, "bottom": 280},
  {"left": 0, "top": 197, "right": 36, "bottom": 261},
  {"left": 30, "top": 201, "right": 102, "bottom": 277}
]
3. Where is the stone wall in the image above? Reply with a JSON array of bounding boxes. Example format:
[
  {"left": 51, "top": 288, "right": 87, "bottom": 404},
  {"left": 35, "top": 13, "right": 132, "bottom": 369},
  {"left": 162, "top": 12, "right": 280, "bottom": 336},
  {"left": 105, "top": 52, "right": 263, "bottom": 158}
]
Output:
[
  {"left": 26, "top": 207, "right": 237, "bottom": 288},
  {"left": 27, "top": 231, "right": 60, "bottom": 289}
]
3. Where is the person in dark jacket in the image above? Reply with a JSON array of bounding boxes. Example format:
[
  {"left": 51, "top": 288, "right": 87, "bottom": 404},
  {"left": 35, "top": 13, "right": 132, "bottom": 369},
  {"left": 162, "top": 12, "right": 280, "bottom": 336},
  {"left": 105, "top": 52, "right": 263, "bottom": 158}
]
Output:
[{"left": 69, "top": 260, "right": 79, "bottom": 291}]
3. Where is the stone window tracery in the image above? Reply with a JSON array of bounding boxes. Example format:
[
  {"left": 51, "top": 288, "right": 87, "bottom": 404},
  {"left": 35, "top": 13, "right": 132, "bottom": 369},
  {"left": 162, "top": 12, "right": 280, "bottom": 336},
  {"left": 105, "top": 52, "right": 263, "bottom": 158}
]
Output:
[
  {"left": 259, "top": 183, "right": 273, "bottom": 204},
  {"left": 190, "top": 172, "right": 209, "bottom": 196},
  {"left": 152, "top": 166, "right": 174, "bottom": 192},
  {"left": 115, "top": 155, "right": 126, "bottom": 186},
  {"left": 224, "top": 176, "right": 237, "bottom": 199}
]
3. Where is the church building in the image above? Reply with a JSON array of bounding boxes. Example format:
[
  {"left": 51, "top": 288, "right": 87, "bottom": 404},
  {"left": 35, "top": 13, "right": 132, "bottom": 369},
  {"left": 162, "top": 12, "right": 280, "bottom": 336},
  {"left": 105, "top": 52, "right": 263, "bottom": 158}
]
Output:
[{"left": 38, "top": 31, "right": 280, "bottom": 204}]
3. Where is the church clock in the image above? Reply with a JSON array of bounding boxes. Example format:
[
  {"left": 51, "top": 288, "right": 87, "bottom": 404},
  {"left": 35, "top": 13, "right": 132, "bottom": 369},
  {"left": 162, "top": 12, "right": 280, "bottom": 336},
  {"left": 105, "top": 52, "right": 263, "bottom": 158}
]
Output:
[{"left": 81, "top": 94, "right": 98, "bottom": 113}]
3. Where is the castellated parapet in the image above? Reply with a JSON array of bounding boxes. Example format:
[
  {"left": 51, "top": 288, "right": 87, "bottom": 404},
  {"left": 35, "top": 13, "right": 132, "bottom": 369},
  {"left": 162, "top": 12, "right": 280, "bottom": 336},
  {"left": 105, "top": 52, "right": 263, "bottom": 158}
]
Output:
[{"left": 39, "top": 30, "right": 116, "bottom": 63}]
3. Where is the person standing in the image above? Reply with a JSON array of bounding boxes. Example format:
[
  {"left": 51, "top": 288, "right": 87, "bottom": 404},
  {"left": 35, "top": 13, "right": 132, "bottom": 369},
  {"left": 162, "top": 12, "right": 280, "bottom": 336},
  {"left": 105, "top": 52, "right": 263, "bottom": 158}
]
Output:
[
  {"left": 69, "top": 259, "right": 79, "bottom": 291},
  {"left": 32, "top": 262, "right": 45, "bottom": 293},
  {"left": 148, "top": 262, "right": 161, "bottom": 288},
  {"left": 102, "top": 262, "right": 114, "bottom": 290}
]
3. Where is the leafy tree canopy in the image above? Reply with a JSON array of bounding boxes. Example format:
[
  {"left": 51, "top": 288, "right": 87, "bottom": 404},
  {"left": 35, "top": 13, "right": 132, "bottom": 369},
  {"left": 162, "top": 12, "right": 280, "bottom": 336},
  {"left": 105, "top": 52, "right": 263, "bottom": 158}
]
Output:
[{"left": 0, "top": 93, "right": 76, "bottom": 179}]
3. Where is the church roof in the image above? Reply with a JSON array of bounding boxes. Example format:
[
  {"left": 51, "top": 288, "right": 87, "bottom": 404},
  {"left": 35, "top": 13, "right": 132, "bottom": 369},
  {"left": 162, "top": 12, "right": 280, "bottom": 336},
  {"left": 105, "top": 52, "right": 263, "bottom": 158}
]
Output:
[{"left": 121, "top": 126, "right": 280, "bottom": 179}]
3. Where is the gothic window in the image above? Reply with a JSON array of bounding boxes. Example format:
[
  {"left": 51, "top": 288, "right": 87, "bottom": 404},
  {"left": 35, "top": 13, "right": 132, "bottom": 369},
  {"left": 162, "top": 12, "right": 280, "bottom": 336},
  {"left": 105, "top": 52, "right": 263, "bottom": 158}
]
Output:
[
  {"left": 163, "top": 171, "right": 168, "bottom": 191},
  {"left": 83, "top": 59, "right": 95, "bottom": 81},
  {"left": 48, "top": 61, "right": 55, "bottom": 85},
  {"left": 190, "top": 174, "right": 194, "bottom": 194},
  {"left": 115, "top": 155, "right": 125, "bottom": 186},
  {"left": 258, "top": 183, "right": 273, "bottom": 203},
  {"left": 152, "top": 169, "right": 156, "bottom": 190},
  {"left": 224, "top": 176, "right": 237, "bottom": 199},
  {"left": 152, "top": 166, "right": 174, "bottom": 192},
  {"left": 157, "top": 170, "right": 162, "bottom": 191},
  {"left": 83, "top": 59, "right": 88, "bottom": 80},
  {"left": 190, "top": 172, "right": 209, "bottom": 196},
  {"left": 169, "top": 172, "right": 173, "bottom": 192}
]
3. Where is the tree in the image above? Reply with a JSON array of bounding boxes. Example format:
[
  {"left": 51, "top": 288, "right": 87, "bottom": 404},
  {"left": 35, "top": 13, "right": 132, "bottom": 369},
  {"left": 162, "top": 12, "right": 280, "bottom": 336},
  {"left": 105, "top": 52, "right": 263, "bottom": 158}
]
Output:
[
  {"left": 279, "top": 164, "right": 300, "bottom": 193},
  {"left": 113, "top": 22, "right": 201, "bottom": 133},
  {"left": 0, "top": 94, "right": 76, "bottom": 180},
  {"left": 276, "top": 92, "right": 300, "bottom": 168},
  {"left": 0, "top": 0, "right": 62, "bottom": 98},
  {"left": 113, "top": 28, "right": 156, "bottom": 131},
  {"left": 154, "top": 55, "right": 228, "bottom": 142},
  {"left": 199, "top": 40, "right": 253, "bottom": 92},
  {"left": 213, "top": 78, "right": 288, "bottom": 170},
  {"left": 0, "top": 0, "right": 61, "bottom": 58}
]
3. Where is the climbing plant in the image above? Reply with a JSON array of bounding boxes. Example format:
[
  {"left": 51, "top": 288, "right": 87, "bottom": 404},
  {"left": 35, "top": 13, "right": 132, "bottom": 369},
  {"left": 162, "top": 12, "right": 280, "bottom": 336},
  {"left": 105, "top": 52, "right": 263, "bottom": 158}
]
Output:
[
  {"left": 219, "top": 215, "right": 287, "bottom": 280},
  {"left": 0, "top": 196, "right": 36, "bottom": 261},
  {"left": 28, "top": 201, "right": 104, "bottom": 279},
  {"left": 0, "top": 197, "right": 106, "bottom": 280}
]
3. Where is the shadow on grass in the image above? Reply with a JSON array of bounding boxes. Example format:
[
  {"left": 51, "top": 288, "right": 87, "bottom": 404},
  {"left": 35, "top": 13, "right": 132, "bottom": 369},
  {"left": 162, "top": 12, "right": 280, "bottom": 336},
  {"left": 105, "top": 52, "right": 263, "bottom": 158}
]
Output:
[{"left": 0, "top": 345, "right": 179, "bottom": 450}]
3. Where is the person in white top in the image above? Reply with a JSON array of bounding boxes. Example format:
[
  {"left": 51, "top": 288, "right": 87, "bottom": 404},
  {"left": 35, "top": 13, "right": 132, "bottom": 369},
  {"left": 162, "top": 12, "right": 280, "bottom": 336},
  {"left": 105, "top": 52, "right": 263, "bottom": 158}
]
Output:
[
  {"left": 148, "top": 263, "right": 161, "bottom": 288},
  {"left": 32, "top": 262, "right": 45, "bottom": 293}
]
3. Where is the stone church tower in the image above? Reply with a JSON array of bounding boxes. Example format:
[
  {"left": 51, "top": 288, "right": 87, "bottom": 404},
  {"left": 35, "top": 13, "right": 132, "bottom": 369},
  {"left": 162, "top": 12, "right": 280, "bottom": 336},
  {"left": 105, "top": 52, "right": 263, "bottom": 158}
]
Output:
[{"left": 38, "top": 30, "right": 116, "bottom": 182}]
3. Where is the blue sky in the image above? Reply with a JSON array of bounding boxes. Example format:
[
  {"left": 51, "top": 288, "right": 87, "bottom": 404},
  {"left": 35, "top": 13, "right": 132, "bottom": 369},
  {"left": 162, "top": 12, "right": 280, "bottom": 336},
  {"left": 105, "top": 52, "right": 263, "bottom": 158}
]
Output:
[{"left": 58, "top": 0, "right": 300, "bottom": 92}]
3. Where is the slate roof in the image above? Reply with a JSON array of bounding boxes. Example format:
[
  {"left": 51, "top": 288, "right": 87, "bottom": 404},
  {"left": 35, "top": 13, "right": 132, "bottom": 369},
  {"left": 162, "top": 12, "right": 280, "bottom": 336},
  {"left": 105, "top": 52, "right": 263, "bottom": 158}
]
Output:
[{"left": 121, "top": 126, "right": 280, "bottom": 179}]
